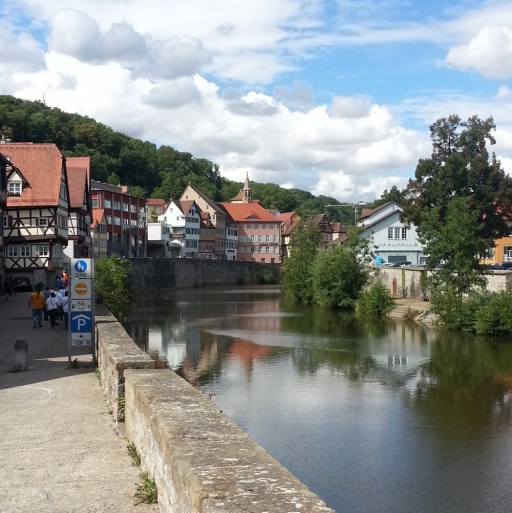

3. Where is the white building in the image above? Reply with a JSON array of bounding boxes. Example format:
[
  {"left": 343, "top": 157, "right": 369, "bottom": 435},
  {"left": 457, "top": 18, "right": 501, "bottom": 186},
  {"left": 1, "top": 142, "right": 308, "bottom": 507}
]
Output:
[
  {"left": 158, "top": 199, "right": 200, "bottom": 258},
  {"left": 359, "top": 201, "right": 425, "bottom": 265}
]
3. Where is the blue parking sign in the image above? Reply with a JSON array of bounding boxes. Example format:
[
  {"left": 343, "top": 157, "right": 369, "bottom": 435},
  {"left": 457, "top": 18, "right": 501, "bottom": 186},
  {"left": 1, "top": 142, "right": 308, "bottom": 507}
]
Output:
[{"left": 71, "top": 312, "right": 92, "bottom": 333}]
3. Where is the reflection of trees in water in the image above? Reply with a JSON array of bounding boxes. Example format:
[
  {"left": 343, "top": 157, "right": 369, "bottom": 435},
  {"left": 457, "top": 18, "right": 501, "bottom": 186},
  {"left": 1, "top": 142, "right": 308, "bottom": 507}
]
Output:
[
  {"left": 405, "top": 332, "right": 512, "bottom": 438},
  {"left": 291, "top": 345, "right": 376, "bottom": 380}
]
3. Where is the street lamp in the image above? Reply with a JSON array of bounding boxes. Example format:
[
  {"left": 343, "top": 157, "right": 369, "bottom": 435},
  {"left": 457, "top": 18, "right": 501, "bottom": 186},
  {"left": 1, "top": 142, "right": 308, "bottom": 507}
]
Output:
[{"left": 326, "top": 202, "right": 366, "bottom": 225}]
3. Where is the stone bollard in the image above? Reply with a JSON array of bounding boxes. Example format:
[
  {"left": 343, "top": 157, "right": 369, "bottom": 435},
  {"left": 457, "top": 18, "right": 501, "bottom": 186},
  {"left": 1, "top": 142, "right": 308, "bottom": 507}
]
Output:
[{"left": 13, "top": 337, "right": 28, "bottom": 372}]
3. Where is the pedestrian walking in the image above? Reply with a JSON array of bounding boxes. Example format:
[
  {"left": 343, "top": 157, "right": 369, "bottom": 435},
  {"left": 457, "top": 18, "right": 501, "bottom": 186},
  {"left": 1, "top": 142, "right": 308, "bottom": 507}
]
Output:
[
  {"left": 61, "top": 291, "right": 69, "bottom": 329},
  {"left": 28, "top": 285, "right": 45, "bottom": 328},
  {"left": 62, "top": 269, "right": 68, "bottom": 288},
  {"left": 43, "top": 285, "right": 51, "bottom": 320},
  {"left": 46, "top": 291, "right": 60, "bottom": 328},
  {"left": 55, "top": 273, "right": 63, "bottom": 291},
  {"left": 8, "top": 275, "right": 15, "bottom": 296},
  {"left": 3, "top": 277, "right": 10, "bottom": 300}
]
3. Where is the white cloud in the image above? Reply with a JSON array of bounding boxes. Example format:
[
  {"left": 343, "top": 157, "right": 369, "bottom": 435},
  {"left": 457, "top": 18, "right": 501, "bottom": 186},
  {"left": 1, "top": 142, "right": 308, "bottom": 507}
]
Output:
[
  {"left": 499, "top": 156, "right": 512, "bottom": 176},
  {"left": 496, "top": 85, "right": 512, "bottom": 99},
  {"left": 445, "top": 26, "right": 512, "bottom": 78},
  {"left": 7, "top": 0, "right": 512, "bottom": 204},
  {"left": 0, "top": 22, "right": 46, "bottom": 73}
]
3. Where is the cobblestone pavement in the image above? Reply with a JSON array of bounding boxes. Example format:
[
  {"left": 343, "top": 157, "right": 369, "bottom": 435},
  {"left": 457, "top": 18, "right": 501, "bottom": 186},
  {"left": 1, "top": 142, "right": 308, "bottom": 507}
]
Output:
[{"left": 0, "top": 292, "right": 159, "bottom": 513}]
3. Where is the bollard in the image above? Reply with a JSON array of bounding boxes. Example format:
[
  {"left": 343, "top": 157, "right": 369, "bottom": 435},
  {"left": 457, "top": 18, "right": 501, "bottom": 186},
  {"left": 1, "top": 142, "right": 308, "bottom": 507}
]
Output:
[{"left": 13, "top": 337, "right": 28, "bottom": 372}]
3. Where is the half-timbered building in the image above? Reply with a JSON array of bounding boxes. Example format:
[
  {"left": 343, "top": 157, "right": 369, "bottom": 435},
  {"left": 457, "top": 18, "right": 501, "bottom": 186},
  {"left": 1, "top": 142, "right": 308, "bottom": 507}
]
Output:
[
  {"left": 0, "top": 152, "right": 8, "bottom": 285},
  {"left": 65, "top": 157, "right": 92, "bottom": 259},
  {"left": 2, "top": 143, "right": 70, "bottom": 285}
]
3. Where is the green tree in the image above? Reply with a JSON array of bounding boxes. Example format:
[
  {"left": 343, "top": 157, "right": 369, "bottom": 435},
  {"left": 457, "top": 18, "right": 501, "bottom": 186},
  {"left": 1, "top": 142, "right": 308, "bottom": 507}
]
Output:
[
  {"left": 402, "top": 115, "right": 512, "bottom": 249},
  {"left": 401, "top": 115, "right": 512, "bottom": 304},
  {"left": 95, "top": 255, "right": 134, "bottom": 320},
  {"left": 311, "top": 245, "right": 369, "bottom": 309},
  {"left": 424, "top": 196, "right": 489, "bottom": 302},
  {"left": 281, "top": 221, "right": 323, "bottom": 303}
]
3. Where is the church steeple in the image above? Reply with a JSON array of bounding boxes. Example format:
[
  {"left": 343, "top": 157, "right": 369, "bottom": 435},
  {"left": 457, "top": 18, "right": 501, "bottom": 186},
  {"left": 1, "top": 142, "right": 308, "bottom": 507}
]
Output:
[{"left": 242, "top": 172, "right": 252, "bottom": 203}]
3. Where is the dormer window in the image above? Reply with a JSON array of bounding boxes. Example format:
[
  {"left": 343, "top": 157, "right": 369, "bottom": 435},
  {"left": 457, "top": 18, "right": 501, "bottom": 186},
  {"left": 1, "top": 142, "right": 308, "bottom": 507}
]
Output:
[{"left": 8, "top": 181, "right": 21, "bottom": 196}]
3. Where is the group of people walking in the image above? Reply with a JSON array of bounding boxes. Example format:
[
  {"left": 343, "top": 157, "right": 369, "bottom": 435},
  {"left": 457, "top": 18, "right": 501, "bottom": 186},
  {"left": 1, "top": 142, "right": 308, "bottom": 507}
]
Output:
[{"left": 28, "top": 272, "right": 69, "bottom": 329}]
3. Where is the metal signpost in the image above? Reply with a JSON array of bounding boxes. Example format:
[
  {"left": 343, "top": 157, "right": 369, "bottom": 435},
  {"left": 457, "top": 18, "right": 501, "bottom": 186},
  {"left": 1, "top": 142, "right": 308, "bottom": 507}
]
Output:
[{"left": 69, "top": 258, "right": 95, "bottom": 368}]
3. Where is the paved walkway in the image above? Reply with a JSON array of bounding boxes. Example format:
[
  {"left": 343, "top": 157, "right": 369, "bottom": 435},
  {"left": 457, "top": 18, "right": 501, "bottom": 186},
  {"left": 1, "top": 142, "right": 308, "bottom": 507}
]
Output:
[{"left": 0, "top": 291, "right": 159, "bottom": 513}]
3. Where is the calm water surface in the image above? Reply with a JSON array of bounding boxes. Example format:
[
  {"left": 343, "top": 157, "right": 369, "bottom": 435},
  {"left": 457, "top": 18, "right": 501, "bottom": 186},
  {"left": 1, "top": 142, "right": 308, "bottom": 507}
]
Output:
[{"left": 124, "top": 286, "right": 512, "bottom": 513}]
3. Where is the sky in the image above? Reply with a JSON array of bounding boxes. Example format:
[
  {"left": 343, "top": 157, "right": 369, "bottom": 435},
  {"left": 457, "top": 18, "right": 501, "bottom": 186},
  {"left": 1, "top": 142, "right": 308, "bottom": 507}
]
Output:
[{"left": 3, "top": 0, "right": 512, "bottom": 202}]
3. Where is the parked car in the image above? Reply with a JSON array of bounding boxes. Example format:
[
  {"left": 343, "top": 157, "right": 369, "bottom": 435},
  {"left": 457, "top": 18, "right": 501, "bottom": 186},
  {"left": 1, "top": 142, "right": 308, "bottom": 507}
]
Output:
[
  {"left": 490, "top": 261, "right": 512, "bottom": 270},
  {"left": 391, "top": 261, "right": 412, "bottom": 267},
  {"left": 14, "top": 277, "right": 32, "bottom": 292}
]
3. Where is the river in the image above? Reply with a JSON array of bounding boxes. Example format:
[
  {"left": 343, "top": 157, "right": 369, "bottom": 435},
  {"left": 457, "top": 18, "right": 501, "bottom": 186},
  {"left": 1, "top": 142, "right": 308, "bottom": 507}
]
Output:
[{"left": 123, "top": 285, "right": 512, "bottom": 513}]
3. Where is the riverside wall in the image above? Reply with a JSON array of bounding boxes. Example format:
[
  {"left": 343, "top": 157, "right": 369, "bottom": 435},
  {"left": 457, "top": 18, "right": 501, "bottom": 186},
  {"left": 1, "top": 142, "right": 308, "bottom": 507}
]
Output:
[
  {"left": 95, "top": 305, "right": 334, "bottom": 513},
  {"left": 128, "top": 258, "right": 280, "bottom": 290},
  {"left": 372, "top": 266, "right": 512, "bottom": 299}
]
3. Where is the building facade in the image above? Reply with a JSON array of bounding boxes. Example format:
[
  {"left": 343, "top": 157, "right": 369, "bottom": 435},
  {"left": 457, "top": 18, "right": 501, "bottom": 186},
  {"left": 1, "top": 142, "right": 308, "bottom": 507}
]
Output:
[
  {"left": 180, "top": 184, "right": 226, "bottom": 259},
  {"left": 65, "top": 157, "right": 92, "bottom": 259},
  {"left": 359, "top": 201, "right": 425, "bottom": 265},
  {"left": 91, "top": 181, "right": 147, "bottom": 257},
  {"left": 2, "top": 142, "right": 70, "bottom": 285}
]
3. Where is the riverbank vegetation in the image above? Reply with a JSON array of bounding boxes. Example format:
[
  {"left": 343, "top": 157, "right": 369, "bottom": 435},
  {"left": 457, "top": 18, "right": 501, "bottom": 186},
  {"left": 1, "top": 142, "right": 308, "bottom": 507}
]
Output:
[
  {"left": 95, "top": 255, "right": 134, "bottom": 320},
  {"left": 281, "top": 221, "right": 393, "bottom": 313}
]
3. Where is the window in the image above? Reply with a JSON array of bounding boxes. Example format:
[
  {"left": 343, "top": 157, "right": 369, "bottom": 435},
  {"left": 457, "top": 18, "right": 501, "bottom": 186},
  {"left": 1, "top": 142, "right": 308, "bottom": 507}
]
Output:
[
  {"left": 8, "top": 182, "right": 21, "bottom": 196},
  {"left": 92, "top": 198, "right": 98, "bottom": 209},
  {"left": 395, "top": 227, "right": 401, "bottom": 239},
  {"left": 37, "top": 245, "right": 49, "bottom": 257},
  {"left": 20, "top": 246, "right": 30, "bottom": 257},
  {"left": 401, "top": 227, "right": 408, "bottom": 239},
  {"left": 388, "top": 227, "right": 394, "bottom": 239},
  {"left": 39, "top": 217, "right": 47, "bottom": 227},
  {"left": 8, "top": 246, "right": 18, "bottom": 257},
  {"left": 104, "top": 199, "right": 112, "bottom": 208},
  {"left": 258, "top": 223, "right": 262, "bottom": 230}
]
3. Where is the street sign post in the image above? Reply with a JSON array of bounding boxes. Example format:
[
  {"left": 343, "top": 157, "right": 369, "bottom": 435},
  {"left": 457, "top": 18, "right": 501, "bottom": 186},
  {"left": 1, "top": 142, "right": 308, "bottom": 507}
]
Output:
[{"left": 69, "top": 258, "right": 94, "bottom": 366}]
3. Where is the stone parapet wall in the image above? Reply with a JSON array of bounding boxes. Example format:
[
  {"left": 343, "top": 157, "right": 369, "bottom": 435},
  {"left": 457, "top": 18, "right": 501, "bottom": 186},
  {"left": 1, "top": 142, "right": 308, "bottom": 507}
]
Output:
[
  {"left": 124, "top": 368, "right": 334, "bottom": 513},
  {"left": 128, "top": 258, "right": 280, "bottom": 291},
  {"left": 374, "top": 267, "right": 511, "bottom": 299},
  {"left": 96, "top": 308, "right": 334, "bottom": 512},
  {"left": 95, "top": 305, "right": 155, "bottom": 421}
]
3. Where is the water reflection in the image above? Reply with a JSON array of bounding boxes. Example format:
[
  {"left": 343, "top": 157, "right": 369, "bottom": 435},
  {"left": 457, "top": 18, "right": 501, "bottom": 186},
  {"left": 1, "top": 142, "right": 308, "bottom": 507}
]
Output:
[{"left": 124, "top": 286, "right": 512, "bottom": 513}]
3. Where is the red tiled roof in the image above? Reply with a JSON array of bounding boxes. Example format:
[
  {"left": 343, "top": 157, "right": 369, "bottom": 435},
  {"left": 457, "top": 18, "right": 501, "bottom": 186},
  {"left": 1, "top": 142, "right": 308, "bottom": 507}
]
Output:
[
  {"left": 218, "top": 202, "right": 280, "bottom": 222},
  {"left": 67, "top": 166, "right": 88, "bottom": 209},
  {"left": 174, "top": 199, "right": 195, "bottom": 215},
  {"left": 330, "top": 222, "right": 347, "bottom": 234},
  {"left": 3, "top": 143, "right": 66, "bottom": 207},
  {"left": 360, "top": 201, "right": 395, "bottom": 220},
  {"left": 91, "top": 209, "right": 106, "bottom": 229},
  {"left": 66, "top": 156, "right": 90, "bottom": 182},
  {"left": 147, "top": 198, "right": 166, "bottom": 206}
]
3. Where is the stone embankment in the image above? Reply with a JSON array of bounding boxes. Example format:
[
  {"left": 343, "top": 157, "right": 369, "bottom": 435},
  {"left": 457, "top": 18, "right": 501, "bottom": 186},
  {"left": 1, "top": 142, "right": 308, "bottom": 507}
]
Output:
[{"left": 96, "top": 305, "right": 335, "bottom": 513}]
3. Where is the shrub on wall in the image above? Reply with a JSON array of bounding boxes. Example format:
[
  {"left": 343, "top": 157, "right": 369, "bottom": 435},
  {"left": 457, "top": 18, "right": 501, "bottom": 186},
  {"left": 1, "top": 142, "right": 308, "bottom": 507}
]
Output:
[
  {"left": 95, "top": 255, "right": 134, "bottom": 320},
  {"left": 357, "top": 281, "right": 395, "bottom": 317}
]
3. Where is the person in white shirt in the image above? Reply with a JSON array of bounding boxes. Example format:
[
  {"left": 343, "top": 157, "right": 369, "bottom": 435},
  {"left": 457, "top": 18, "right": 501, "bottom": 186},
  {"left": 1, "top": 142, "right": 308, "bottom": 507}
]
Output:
[
  {"left": 46, "top": 292, "right": 60, "bottom": 328},
  {"left": 61, "top": 291, "right": 69, "bottom": 329},
  {"left": 54, "top": 288, "right": 64, "bottom": 324}
]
